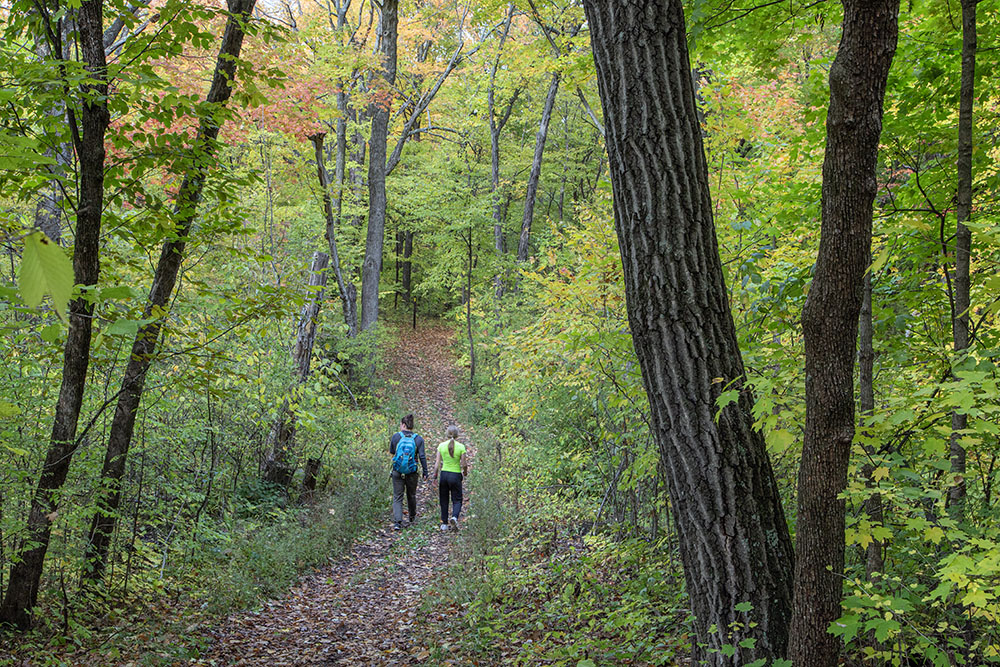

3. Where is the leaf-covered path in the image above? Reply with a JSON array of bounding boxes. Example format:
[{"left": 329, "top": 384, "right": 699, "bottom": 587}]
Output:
[{"left": 196, "top": 322, "right": 471, "bottom": 666}]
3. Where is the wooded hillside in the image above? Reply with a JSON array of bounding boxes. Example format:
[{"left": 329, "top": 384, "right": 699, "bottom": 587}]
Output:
[{"left": 1, "top": 0, "right": 999, "bottom": 665}]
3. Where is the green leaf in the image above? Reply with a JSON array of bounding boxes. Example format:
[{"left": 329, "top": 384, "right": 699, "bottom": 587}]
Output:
[
  {"left": 99, "top": 285, "right": 138, "bottom": 300},
  {"left": 2, "top": 443, "right": 29, "bottom": 456},
  {"left": 105, "top": 318, "right": 151, "bottom": 338},
  {"left": 19, "top": 232, "right": 74, "bottom": 316},
  {"left": 40, "top": 323, "right": 62, "bottom": 343},
  {"left": 0, "top": 400, "right": 22, "bottom": 418}
]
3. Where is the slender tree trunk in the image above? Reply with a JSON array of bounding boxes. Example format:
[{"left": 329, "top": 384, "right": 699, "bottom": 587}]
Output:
[
  {"left": 401, "top": 230, "right": 413, "bottom": 302},
  {"left": 466, "top": 228, "right": 475, "bottom": 389},
  {"left": 300, "top": 458, "right": 322, "bottom": 503},
  {"left": 858, "top": 272, "right": 885, "bottom": 579},
  {"left": 558, "top": 102, "right": 570, "bottom": 222},
  {"left": 0, "top": 0, "right": 109, "bottom": 629},
  {"left": 309, "top": 133, "right": 358, "bottom": 337},
  {"left": 264, "top": 250, "right": 330, "bottom": 485},
  {"left": 394, "top": 228, "right": 402, "bottom": 308},
  {"left": 348, "top": 102, "right": 367, "bottom": 231},
  {"left": 789, "top": 3, "right": 899, "bottom": 666},
  {"left": 488, "top": 5, "right": 516, "bottom": 296},
  {"left": 359, "top": 0, "right": 398, "bottom": 331},
  {"left": 948, "top": 0, "right": 976, "bottom": 517},
  {"left": 33, "top": 5, "right": 76, "bottom": 244},
  {"left": 582, "top": 2, "right": 795, "bottom": 662},
  {"left": 516, "top": 72, "right": 560, "bottom": 263},
  {"left": 81, "top": 0, "right": 257, "bottom": 584},
  {"left": 334, "top": 80, "right": 360, "bottom": 311}
]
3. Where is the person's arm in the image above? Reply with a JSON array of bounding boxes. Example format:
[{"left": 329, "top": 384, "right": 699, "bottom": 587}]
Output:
[
  {"left": 432, "top": 449, "right": 442, "bottom": 482},
  {"left": 460, "top": 451, "right": 469, "bottom": 477},
  {"left": 389, "top": 432, "right": 399, "bottom": 457},
  {"left": 417, "top": 435, "right": 428, "bottom": 478}
]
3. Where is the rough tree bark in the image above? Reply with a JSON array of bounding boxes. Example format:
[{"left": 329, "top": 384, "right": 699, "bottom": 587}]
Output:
[
  {"left": 309, "top": 132, "right": 358, "bottom": 337},
  {"left": 582, "top": 2, "right": 795, "bottom": 663},
  {"left": 81, "top": 0, "right": 258, "bottom": 584},
  {"left": 263, "top": 250, "right": 330, "bottom": 486},
  {"left": 948, "top": 0, "right": 976, "bottom": 517},
  {"left": 516, "top": 72, "right": 559, "bottom": 263},
  {"left": 359, "top": 0, "right": 398, "bottom": 332},
  {"left": 789, "top": 2, "right": 899, "bottom": 665},
  {"left": 0, "top": 0, "right": 110, "bottom": 629}
]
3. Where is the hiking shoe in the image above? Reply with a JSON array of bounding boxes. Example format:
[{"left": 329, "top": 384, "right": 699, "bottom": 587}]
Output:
[
  {"left": 449, "top": 516, "right": 459, "bottom": 531},
  {"left": 440, "top": 524, "right": 449, "bottom": 531},
  {"left": 392, "top": 523, "right": 401, "bottom": 531}
]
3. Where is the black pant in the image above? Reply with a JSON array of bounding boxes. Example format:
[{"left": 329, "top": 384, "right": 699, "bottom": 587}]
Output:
[
  {"left": 439, "top": 471, "right": 463, "bottom": 523},
  {"left": 391, "top": 470, "right": 419, "bottom": 524}
]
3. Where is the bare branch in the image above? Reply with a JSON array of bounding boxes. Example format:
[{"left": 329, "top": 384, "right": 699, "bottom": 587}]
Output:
[{"left": 575, "top": 86, "right": 604, "bottom": 138}]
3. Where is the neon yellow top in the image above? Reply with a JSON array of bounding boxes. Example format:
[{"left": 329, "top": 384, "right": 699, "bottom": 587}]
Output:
[{"left": 438, "top": 440, "right": 466, "bottom": 474}]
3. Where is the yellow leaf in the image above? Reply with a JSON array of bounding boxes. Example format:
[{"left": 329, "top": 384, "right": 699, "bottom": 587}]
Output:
[{"left": 873, "top": 466, "right": 890, "bottom": 482}]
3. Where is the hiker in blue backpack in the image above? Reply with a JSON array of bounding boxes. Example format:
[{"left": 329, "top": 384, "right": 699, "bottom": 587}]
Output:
[{"left": 389, "top": 413, "right": 428, "bottom": 530}]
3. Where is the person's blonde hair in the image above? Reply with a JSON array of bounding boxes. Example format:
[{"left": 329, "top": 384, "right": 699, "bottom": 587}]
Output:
[{"left": 446, "top": 425, "right": 459, "bottom": 458}]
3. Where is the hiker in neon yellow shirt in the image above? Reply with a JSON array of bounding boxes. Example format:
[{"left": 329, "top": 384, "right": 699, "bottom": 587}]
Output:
[{"left": 431, "top": 425, "right": 468, "bottom": 531}]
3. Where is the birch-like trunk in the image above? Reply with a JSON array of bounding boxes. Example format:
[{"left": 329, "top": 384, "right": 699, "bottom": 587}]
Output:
[
  {"left": 310, "top": 132, "right": 357, "bottom": 337},
  {"left": 263, "top": 251, "right": 330, "bottom": 486},
  {"left": 516, "top": 72, "right": 560, "bottom": 263}
]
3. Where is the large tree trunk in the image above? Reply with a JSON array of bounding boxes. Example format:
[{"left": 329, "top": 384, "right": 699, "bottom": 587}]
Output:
[
  {"left": 516, "top": 72, "right": 560, "bottom": 263},
  {"left": 359, "top": 0, "right": 398, "bottom": 332},
  {"left": 789, "top": 2, "right": 899, "bottom": 665},
  {"left": 0, "top": 0, "right": 110, "bottom": 629},
  {"left": 81, "top": 0, "right": 257, "bottom": 584},
  {"left": 582, "top": 2, "right": 795, "bottom": 663},
  {"left": 264, "top": 250, "right": 330, "bottom": 486},
  {"left": 948, "top": 0, "right": 976, "bottom": 517},
  {"left": 310, "top": 133, "right": 357, "bottom": 337}
]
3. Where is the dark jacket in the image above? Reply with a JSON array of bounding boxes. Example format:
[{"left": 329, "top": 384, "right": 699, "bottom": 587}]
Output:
[{"left": 389, "top": 430, "right": 428, "bottom": 476}]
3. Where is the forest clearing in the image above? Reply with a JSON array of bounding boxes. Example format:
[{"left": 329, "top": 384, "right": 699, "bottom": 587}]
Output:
[{"left": 1, "top": 0, "right": 999, "bottom": 665}]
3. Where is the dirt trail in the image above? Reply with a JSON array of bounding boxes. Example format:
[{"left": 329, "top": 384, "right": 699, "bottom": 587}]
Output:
[{"left": 197, "top": 322, "right": 471, "bottom": 666}]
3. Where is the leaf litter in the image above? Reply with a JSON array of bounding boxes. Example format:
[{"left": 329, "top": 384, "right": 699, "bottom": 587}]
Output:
[{"left": 194, "top": 322, "right": 475, "bottom": 666}]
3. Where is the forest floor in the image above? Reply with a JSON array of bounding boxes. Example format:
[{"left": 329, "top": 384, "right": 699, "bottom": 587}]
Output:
[{"left": 194, "top": 321, "right": 474, "bottom": 666}]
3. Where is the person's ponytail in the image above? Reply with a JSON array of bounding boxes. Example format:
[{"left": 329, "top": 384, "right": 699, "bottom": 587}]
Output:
[{"left": 446, "top": 425, "right": 459, "bottom": 458}]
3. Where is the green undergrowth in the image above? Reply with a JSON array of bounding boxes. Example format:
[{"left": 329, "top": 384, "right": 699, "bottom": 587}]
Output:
[
  {"left": 419, "top": 402, "right": 690, "bottom": 667},
  {"left": 1, "top": 455, "right": 389, "bottom": 666},
  {"left": 204, "top": 454, "right": 390, "bottom": 612}
]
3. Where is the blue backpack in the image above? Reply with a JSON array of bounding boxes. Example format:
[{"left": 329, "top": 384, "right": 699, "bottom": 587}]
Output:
[{"left": 392, "top": 431, "right": 418, "bottom": 474}]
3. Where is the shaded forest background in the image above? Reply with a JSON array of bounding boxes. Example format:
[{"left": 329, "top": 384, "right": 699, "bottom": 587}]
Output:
[{"left": 1, "top": 0, "right": 1000, "bottom": 664}]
